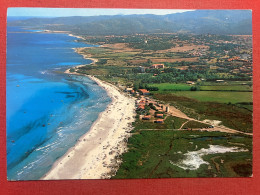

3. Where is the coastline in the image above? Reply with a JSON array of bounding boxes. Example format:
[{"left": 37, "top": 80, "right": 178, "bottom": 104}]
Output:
[
  {"left": 41, "top": 75, "right": 136, "bottom": 179},
  {"left": 63, "top": 48, "right": 98, "bottom": 75},
  {"left": 73, "top": 47, "right": 99, "bottom": 63}
]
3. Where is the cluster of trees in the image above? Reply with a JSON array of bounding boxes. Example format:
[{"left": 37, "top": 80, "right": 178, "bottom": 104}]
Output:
[
  {"left": 133, "top": 82, "right": 159, "bottom": 91},
  {"left": 129, "top": 66, "right": 251, "bottom": 84},
  {"left": 129, "top": 39, "right": 175, "bottom": 51},
  {"left": 209, "top": 43, "right": 239, "bottom": 56},
  {"left": 96, "top": 59, "right": 107, "bottom": 65},
  {"left": 84, "top": 36, "right": 144, "bottom": 44}
]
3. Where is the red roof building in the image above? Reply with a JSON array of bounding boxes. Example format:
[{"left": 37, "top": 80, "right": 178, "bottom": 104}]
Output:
[
  {"left": 139, "top": 89, "right": 150, "bottom": 95},
  {"left": 150, "top": 64, "right": 164, "bottom": 69},
  {"left": 156, "top": 114, "right": 164, "bottom": 118},
  {"left": 142, "top": 115, "right": 151, "bottom": 120},
  {"left": 138, "top": 105, "right": 145, "bottom": 110}
]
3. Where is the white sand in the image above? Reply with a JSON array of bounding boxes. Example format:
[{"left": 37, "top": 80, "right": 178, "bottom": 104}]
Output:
[
  {"left": 202, "top": 119, "right": 222, "bottom": 126},
  {"left": 41, "top": 76, "right": 136, "bottom": 180},
  {"left": 169, "top": 145, "right": 248, "bottom": 170}
]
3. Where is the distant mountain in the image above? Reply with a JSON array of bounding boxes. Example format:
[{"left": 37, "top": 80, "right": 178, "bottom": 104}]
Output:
[{"left": 8, "top": 10, "right": 252, "bottom": 35}]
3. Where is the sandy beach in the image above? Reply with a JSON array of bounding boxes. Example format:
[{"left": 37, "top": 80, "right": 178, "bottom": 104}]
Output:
[{"left": 41, "top": 75, "right": 136, "bottom": 180}]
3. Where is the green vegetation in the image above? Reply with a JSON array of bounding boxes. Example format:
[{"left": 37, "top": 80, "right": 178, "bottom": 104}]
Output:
[
  {"left": 71, "top": 26, "right": 252, "bottom": 179},
  {"left": 129, "top": 39, "right": 175, "bottom": 51},
  {"left": 112, "top": 131, "right": 252, "bottom": 178},
  {"left": 200, "top": 85, "right": 252, "bottom": 92},
  {"left": 149, "top": 83, "right": 192, "bottom": 92},
  {"left": 69, "top": 68, "right": 75, "bottom": 73},
  {"left": 133, "top": 116, "right": 187, "bottom": 131},
  {"left": 74, "top": 31, "right": 253, "bottom": 179},
  {"left": 171, "top": 91, "right": 252, "bottom": 104},
  {"left": 182, "top": 121, "right": 211, "bottom": 129}
]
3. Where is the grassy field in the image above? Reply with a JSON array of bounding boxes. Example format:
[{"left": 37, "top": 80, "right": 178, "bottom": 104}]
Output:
[
  {"left": 112, "top": 130, "right": 252, "bottom": 178},
  {"left": 171, "top": 91, "right": 252, "bottom": 104},
  {"left": 182, "top": 121, "right": 211, "bottom": 129},
  {"left": 201, "top": 81, "right": 252, "bottom": 86},
  {"left": 149, "top": 83, "right": 252, "bottom": 104},
  {"left": 200, "top": 85, "right": 252, "bottom": 92},
  {"left": 150, "top": 83, "right": 191, "bottom": 91}
]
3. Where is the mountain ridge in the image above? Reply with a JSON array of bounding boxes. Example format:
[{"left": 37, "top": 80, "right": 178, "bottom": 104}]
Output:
[{"left": 8, "top": 10, "right": 252, "bottom": 35}]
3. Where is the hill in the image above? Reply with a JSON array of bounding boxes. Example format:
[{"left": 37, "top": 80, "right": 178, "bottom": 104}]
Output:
[{"left": 8, "top": 10, "right": 252, "bottom": 35}]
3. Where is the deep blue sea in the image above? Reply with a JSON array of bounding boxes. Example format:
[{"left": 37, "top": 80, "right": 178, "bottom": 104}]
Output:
[{"left": 6, "top": 23, "right": 111, "bottom": 180}]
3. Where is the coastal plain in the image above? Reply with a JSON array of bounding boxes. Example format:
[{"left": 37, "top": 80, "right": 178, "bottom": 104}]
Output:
[{"left": 66, "top": 33, "right": 252, "bottom": 178}]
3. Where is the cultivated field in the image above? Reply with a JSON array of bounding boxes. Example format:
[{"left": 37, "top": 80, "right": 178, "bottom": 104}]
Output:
[{"left": 171, "top": 91, "right": 252, "bottom": 104}]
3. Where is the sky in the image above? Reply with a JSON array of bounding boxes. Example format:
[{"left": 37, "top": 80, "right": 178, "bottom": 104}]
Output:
[{"left": 7, "top": 8, "right": 194, "bottom": 17}]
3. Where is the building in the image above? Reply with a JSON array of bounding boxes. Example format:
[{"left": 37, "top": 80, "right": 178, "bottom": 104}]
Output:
[
  {"left": 166, "top": 106, "right": 170, "bottom": 113},
  {"left": 138, "top": 105, "right": 145, "bottom": 110},
  {"left": 139, "top": 89, "right": 150, "bottom": 95},
  {"left": 125, "top": 88, "right": 133, "bottom": 92},
  {"left": 186, "top": 81, "right": 195, "bottom": 85},
  {"left": 142, "top": 115, "right": 151, "bottom": 120},
  {"left": 150, "top": 64, "right": 164, "bottom": 69},
  {"left": 139, "top": 66, "right": 146, "bottom": 73},
  {"left": 154, "top": 119, "right": 164, "bottom": 123},
  {"left": 156, "top": 114, "right": 164, "bottom": 118}
]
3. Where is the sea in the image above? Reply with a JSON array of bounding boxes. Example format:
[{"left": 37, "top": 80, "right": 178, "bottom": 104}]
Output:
[{"left": 6, "top": 17, "right": 111, "bottom": 180}]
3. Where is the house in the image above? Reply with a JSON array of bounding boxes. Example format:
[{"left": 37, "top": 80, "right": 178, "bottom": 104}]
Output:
[
  {"left": 150, "top": 64, "right": 164, "bottom": 69},
  {"left": 130, "top": 90, "right": 135, "bottom": 94},
  {"left": 138, "top": 100, "right": 146, "bottom": 105},
  {"left": 156, "top": 114, "right": 164, "bottom": 118},
  {"left": 139, "top": 89, "right": 150, "bottom": 95},
  {"left": 154, "top": 119, "right": 164, "bottom": 123},
  {"left": 186, "top": 81, "right": 195, "bottom": 85},
  {"left": 142, "top": 115, "right": 151, "bottom": 120},
  {"left": 125, "top": 88, "right": 133, "bottom": 92},
  {"left": 138, "top": 105, "right": 145, "bottom": 110}
]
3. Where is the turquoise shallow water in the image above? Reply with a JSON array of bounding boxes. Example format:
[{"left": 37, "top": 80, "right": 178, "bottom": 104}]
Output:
[{"left": 6, "top": 25, "right": 111, "bottom": 180}]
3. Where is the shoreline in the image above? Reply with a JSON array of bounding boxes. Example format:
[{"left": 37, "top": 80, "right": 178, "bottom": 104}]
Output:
[
  {"left": 64, "top": 48, "right": 98, "bottom": 75},
  {"left": 73, "top": 47, "right": 99, "bottom": 62},
  {"left": 41, "top": 75, "right": 136, "bottom": 179}
]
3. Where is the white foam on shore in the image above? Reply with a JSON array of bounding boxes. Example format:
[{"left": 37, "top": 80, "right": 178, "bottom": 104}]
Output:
[{"left": 169, "top": 145, "right": 248, "bottom": 170}]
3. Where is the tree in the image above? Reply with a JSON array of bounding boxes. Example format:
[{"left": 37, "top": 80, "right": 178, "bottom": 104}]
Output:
[{"left": 147, "top": 59, "right": 152, "bottom": 65}]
